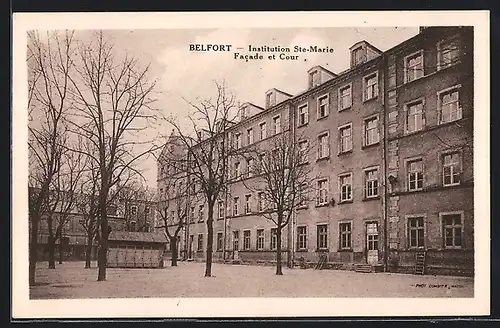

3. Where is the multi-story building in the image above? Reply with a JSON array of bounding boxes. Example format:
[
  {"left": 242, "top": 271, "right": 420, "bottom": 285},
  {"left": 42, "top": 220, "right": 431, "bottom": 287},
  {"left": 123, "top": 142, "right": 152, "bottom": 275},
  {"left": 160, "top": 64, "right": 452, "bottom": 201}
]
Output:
[
  {"left": 157, "top": 26, "right": 474, "bottom": 276},
  {"left": 383, "top": 26, "right": 474, "bottom": 275}
]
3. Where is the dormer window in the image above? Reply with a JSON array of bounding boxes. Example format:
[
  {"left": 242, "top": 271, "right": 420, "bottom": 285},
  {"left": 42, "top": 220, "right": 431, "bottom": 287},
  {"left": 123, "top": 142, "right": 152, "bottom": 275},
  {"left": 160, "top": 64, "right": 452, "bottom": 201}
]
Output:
[
  {"left": 352, "top": 46, "right": 364, "bottom": 66},
  {"left": 266, "top": 92, "right": 274, "bottom": 108},
  {"left": 310, "top": 70, "right": 320, "bottom": 88}
]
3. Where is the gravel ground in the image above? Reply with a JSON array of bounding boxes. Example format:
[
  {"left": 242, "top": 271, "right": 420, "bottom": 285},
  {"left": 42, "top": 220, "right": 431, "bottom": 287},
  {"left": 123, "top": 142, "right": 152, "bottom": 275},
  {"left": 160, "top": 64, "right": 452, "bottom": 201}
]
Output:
[{"left": 29, "top": 261, "right": 473, "bottom": 299}]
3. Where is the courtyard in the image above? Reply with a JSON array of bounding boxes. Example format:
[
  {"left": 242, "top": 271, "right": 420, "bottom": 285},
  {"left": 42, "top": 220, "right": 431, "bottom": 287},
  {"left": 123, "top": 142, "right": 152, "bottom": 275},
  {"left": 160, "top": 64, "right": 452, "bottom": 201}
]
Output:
[{"left": 29, "top": 261, "right": 474, "bottom": 299}]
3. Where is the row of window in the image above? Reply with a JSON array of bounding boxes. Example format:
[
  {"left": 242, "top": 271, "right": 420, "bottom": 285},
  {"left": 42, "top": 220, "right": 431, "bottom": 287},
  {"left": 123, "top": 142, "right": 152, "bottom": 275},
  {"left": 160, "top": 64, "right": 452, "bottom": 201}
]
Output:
[
  {"left": 182, "top": 151, "right": 462, "bottom": 222},
  {"left": 403, "top": 35, "right": 460, "bottom": 84},
  {"left": 192, "top": 210, "right": 464, "bottom": 252},
  {"left": 233, "top": 115, "right": 282, "bottom": 150},
  {"left": 297, "top": 71, "right": 379, "bottom": 126},
  {"left": 403, "top": 85, "right": 463, "bottom": 134}
]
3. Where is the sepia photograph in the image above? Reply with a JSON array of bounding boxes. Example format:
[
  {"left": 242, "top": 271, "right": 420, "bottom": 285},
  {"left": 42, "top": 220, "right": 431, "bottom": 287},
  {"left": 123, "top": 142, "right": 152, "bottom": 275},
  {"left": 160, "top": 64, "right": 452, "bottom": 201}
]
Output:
[{"left": 12, "top": 11, "right": 490, "bottom": 318}]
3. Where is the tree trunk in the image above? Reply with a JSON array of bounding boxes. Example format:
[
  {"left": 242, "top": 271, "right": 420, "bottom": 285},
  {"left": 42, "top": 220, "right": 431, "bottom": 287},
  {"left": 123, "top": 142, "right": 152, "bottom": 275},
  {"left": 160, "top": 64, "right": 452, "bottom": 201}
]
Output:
[
  {"left": 47, "top": 217, "right": 56, "bottom": 269},
  {"left": 58, "top": 228, "right": 63, "bottom": 264},
  {"left": 276, "top": 226, "right": 283, "bottom": 275},
  {"left": 29, "top": 216, "right": 39, "bottom": 285},
  {"left": 47, "top": 235, "right": 56, "bottom": 269},
  {"left": 97, "top": 195, "right": 108, "bottom": 281},
  {"left": 171, "top": 236, "right": 178, "bottom": 267},
  {"left": 85, "top": 229, "right": 93, "bottom": 268},
  {"left": 205, "top": 204, "right": 214, "bottom": 277}
]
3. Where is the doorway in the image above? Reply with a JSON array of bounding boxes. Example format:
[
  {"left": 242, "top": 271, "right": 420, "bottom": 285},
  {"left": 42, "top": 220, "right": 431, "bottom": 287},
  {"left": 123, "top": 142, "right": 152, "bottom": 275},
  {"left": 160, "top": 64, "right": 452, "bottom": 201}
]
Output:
[{"left": 366, "top": 222, "right": 379, "bottom": 265}]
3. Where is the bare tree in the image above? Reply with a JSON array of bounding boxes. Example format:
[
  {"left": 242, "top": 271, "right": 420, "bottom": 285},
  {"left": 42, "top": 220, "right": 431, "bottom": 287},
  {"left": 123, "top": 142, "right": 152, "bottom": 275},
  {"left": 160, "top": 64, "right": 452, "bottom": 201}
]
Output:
[
  {"left": 45, "top": 143, "right": 87, "bottom": 267},
  {"left": 67, "top": 30, "right": 161, "bottom": 281},
  {"left": 27, "top": 30, "right": 76, "bottom": 285},
  {"left": 165, "top": 81, "right": 238, "bottom": 277},
  {"left": 240, "top": 130, "right": 314, "bottom": 275},
  {"left": 116, "top": 179, "right": 156, "bottom": 232},
  {"left": 75, "top": 162, "right": 100, "bottom": 269},
  {"left": 156, "top": 153, "right": 201, "bottom": 266}
]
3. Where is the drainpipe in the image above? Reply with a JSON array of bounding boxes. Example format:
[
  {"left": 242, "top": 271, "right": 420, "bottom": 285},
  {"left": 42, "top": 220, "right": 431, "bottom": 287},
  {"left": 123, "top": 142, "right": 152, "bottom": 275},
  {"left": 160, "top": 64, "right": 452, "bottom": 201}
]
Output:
[
  {"left": 381, "top": 54, "right": 389, "bottom": 272},
  {"left": 222, "top": 134, "right": 229, "bottom": 263}
]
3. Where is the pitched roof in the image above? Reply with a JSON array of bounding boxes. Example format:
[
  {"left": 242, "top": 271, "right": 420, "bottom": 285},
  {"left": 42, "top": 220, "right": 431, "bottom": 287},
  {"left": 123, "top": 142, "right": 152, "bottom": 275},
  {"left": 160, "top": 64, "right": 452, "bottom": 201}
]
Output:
[{"left": 108, "top": 231, "right": 167, "bottom": 243}]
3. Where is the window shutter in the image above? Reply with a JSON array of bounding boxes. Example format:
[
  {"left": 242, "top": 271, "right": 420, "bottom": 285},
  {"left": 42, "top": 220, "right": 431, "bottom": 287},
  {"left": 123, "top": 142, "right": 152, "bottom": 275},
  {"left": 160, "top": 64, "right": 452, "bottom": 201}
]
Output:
[{"left": 326, "top": 134, "right": 331, "bottom": 157}]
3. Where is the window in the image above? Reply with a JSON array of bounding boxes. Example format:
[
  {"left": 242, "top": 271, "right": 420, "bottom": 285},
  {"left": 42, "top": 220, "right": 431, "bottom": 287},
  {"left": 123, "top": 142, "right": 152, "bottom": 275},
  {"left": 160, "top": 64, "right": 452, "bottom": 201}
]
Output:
[
  {"left": 259, "top": 122, "right": 267, "bottom": 140},
  {"left": 405, "top": 51, "right": 424, "bottom": 83},
  {"left": 107, "top": 205, "right": 117, "bottom": 216},
  {"left": 363, "top": 73, "right": 379, "bottom": 101},
  {"left": 443, "top": 152, "right": 461, "bottom": 186},
  {"left": 297, "top": 226, "right": 307, "bottom": 250},
  {"left": 339, "top": 222, "right": 352, "bottom": 250},
  {"left": 217, "top": 232, "right": 223, "bottom": 251},
  {"left": 273, "top": 115, "right": 281, "bottom": 134},
  {"left": 438, "top": 37, "right": 460, "bottom": 70},
  {"left": 298, "top": 140, "right": 308, "bottom": 163},
  {"left": 407, "top": 159, "right": 424, "bottom": 191},
  {"left": 258, "top": 153, "right": 266, "bottom": 174},
  {"left": 298, "top": 183, "right": 307, "bottom": 207},
  {"left": 310, "top": 70, "right": 320, "bottom": 87},
  {"left": 258, "top": 192, "right": 265, "bottom": 212},
  {"left": 405, "top": 100, "right": 424, "bottom": 133},
  {"left": 197, "top": 234, "right": 203, "bottom": 251},
  {"left": 198, "top": 204, "right": 204, "bottom": 222},
  {"left": 233, "top": 231, "right": 239, "bottom": 250},
  {"left": 298, "top": 104, "right": 308, "bottom": 126},
  {"left": 247, "top": 128, "right": 254, "bottom": 145},
  {"left": 317, "top": 224, "right": 328, "bottom": 249},
  {"left": 234, "top": 133, "right": 242, "bottom": 149},
  {"left": 339, "top": 124, "right": 353, "bottom": 153},
  {"left": 352, "top": 46, "right": 363, "bottom": 65},
  {"left": 366, "top": 223, "right": 379, "bottom": 251},
  {"left": 234, "top": 161, "right": 240, "bottom": 179},
  {"left": 247, "top": 158, "right": 254, "bottom": 177},
  {"left": 130, "top": 205, "right": 138, "bottom": 216},
  {"left": 266, "top": 93, "right": 273, "bottom": 108},
  {"left": 339, "top": 173, "right": 353, "bottom": 202},
  {"left": 318, "top": 132, "right": 330, "bottom": 159},
  {"left": 130, "top": 221, "right": 137, "bottom": 232},
  {"left": 338, "top": 84, "right": 352, "bottom": 110},
  {"left": 243, "top": 230, "right": 251, "bottom": 250},
  {"left": 191, "top": 177, "right": 196, "bottom": 193},
  {"left": 245, "top": 194, "right": 252, "bottom": 214},
  {"left": 218, "top": 201, "right": 224, "bottom": 219},
  {"left": 317, "top": 94, "right": 329, "bottom": 119},
  {"left": 364, "top": 116, "right": 379, "bottom": 146},
  {"left": 438, "top": 87, "right": 462, "bottom": 124},
  {"left": 407, "top": 216, "right": 425, "bottom": 248},
  {"left": 316, "top": 179, "right": 328, "bottom": 206},
  {"left": 365, "top": 168, "right": 379, "bottom": 198},
  {"left": 441, "top": 213, "right": 462, "bottom": 248},
  {"left": 233, "top": 197, "right": 240, "bottom": 216},
  {"left": 271, "top": 228, "right": 277, "bottom": 250},
  {"left": 189, "top": 207, "right": 194, "bottom": 222},
  {"left": 256, "top": 229, "right": 264, "bottom": 250}
]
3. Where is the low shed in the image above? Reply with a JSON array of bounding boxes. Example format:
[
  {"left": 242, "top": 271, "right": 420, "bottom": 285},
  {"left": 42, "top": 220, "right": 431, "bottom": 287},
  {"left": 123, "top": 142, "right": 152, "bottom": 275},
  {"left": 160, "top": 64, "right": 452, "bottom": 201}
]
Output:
[{"left": 107, "top": 231, "right": 167, "bottom": 268}]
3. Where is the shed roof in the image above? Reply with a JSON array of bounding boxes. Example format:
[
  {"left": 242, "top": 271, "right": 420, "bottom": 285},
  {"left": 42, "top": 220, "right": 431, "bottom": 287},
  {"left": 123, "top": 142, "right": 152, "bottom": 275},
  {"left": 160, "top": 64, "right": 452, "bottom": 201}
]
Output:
[{"left": 108, "top": 231, "right": 167, "bottom": 243}]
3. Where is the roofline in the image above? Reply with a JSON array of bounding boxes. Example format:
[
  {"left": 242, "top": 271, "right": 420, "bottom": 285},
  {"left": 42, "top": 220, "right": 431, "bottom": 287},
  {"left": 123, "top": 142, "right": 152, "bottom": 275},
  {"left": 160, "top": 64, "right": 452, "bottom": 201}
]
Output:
[
  {"left": 307, "top": 65, "right": 337, "bottom": 77},
  {"left": 349, "top": 40, "right": 383, "bottom": 54}
]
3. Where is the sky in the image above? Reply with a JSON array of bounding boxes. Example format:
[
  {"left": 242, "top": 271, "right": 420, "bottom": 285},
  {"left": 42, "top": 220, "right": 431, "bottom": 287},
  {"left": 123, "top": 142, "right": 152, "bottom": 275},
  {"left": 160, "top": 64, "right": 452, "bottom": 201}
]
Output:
[{"left": 38, "top": 27, "right": 420, "bottom": 189}]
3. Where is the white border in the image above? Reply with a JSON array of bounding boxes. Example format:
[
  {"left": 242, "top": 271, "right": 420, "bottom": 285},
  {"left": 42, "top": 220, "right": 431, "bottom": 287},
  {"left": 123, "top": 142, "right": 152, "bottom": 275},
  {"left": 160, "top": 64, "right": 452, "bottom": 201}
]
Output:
[{"left": 12, "top": 10, "right": 490, "bottom": 318}]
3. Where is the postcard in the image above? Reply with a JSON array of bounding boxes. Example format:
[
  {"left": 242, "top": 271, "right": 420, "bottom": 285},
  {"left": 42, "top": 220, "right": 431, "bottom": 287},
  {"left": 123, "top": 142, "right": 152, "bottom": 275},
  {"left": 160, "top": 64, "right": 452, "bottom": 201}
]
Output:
[{"left": 12, "top": 10, "right": 490, "bottom": 318}]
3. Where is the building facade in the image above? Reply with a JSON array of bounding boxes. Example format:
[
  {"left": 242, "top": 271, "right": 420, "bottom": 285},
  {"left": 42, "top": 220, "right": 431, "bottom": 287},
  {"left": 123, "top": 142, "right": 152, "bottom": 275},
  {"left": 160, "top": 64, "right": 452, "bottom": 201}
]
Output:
[
  {"left": 157, "top": 26, "right": 474, "bottom": 276},
  {"left": 30, "top": 187, "right": 158, "bottom": 261}
]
